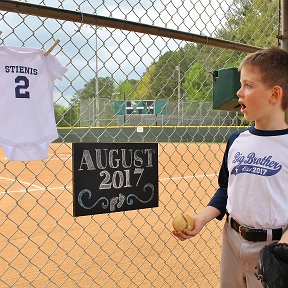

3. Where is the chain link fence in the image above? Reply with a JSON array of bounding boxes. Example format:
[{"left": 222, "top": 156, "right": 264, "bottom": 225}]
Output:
[{"left": 0, "top": 0, "right": 280, "bottom": 287}]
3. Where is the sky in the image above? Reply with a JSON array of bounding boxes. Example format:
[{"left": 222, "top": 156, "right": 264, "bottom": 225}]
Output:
[{"left": 0, "top": 0, "right": 230, "bottom": 105}]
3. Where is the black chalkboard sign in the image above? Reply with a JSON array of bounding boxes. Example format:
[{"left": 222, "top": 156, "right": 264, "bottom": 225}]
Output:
[{"left": 72, "top": 143, "right": 158, "bottom": 217}]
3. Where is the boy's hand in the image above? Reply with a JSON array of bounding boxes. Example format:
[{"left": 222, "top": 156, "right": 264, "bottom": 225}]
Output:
[
  {"left": 172, "top": 206, "right": 221, "bottom": 241},
  {"left": 172, "top": 214, "right": 206, "bottom": 241}
]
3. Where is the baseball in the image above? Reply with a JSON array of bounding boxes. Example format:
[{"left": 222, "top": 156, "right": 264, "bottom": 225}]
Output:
[{"left": 172, "top": 213, "right": 194, "bottom": 231}]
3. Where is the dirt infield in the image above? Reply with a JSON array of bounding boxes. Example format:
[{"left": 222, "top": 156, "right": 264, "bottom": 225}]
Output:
[{"left": 0, "top": 142, "right": 226, "bottom": 288}]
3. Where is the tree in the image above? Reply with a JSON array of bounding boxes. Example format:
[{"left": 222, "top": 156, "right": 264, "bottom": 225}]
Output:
[
  {"left": 116, "top": 79, "right": 138, "bottom": 100},
  {"left": 216, "top": 0, "right": 278, "bottom": 47},
  {"left": 180, "top": 0, "right": 278, "bottom": 104},
  {"left": 78, "top": 77, "right": 116, "bottom": 99},
  {"left": 55, "top": 104, "right": 67, "bottom": 126},
  {"left": 132, "top": 64, "right": 157, "bottom": 99},
  {"left": 182, "top": 63, "right": 212, "bottom": 101},
  {"left": 54, "top": 102, "right": 80, "bottom": 127},
  {"left": 134, "top": 44, "right": 199, "bottom": 100}
]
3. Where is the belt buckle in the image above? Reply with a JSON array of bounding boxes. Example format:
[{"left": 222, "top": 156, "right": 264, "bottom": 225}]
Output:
[{"left": 239, "top": 225, "right": 244, "bottom": 237}]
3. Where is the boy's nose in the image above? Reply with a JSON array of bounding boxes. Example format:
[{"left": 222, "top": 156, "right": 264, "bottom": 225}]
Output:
[{"left": 236, "top": 88, "right": 242, "bottom": 98}]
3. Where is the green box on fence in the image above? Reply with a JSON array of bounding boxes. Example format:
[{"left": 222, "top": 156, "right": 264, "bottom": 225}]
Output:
[{"left": 212, "top": 68, "right": 241, "bottom": 111}]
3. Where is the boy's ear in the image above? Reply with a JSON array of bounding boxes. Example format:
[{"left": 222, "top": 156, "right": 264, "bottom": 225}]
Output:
[{"left": 270, "top": 85, "right": 284, "bottom": 104}]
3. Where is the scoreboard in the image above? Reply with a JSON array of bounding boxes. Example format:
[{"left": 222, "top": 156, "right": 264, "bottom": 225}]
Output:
[
  {"left": 114, "top": 99, "right": 167, "bottom": 115},
  {"left": 126, "top": 100, "right": 154, "bottom": 115}
]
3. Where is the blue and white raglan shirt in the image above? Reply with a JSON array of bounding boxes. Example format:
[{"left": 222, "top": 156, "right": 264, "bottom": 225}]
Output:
[{"left": 209, "top": 126, "right": 288, "bottom": 229}]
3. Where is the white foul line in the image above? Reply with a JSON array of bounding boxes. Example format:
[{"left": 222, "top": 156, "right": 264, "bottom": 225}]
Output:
[
  {"left": 0, "top": 174, "right": 217, "bottom": 194},
  {"left": 0, "top": 186, "right": 73, "bottom": 194},
  {"left": 0, "top": 176, "right": 44, "bottom": 189},
  {"left": 159, "top": 173, "right": 218, "bottom": 181}
]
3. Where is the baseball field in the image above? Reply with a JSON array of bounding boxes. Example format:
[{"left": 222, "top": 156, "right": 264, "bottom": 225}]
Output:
[{"left": 0, "top": 142, "right": 225, "bottom": 287}]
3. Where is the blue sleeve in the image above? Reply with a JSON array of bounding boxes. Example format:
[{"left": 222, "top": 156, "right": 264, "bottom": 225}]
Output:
[
  {"left": 207, "top": 130, "right": 243, "bottom": 220},
  {"left": 208, "top": 146, "right": 229, "bottom": 220}
]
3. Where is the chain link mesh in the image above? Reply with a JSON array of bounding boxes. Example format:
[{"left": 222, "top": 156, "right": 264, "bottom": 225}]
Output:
[{"left": 0, "top": 0, "right": 279, "bottom": 287}]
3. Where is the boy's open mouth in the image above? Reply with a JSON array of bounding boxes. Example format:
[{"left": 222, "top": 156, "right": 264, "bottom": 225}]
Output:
[{"left": 240, "top": 104, "right": 246, "bottom": 112}]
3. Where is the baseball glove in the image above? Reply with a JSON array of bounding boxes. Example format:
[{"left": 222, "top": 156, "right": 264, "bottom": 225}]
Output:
[{"left": 256, "top": 242, "right": 288, "bottom": 288}]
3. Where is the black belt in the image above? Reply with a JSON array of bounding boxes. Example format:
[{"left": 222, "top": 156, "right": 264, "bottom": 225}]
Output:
[{"left": 226, "top": 213, "right": 283, "bottom": 242}]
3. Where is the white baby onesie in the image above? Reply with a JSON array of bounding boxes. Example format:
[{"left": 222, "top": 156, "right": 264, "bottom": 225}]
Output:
[{"left": 0, "top": 46, "right": 67, "bottom": 161}]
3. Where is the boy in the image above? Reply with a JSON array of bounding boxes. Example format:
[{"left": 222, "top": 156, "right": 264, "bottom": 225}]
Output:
[{"left": 173, "top": 46, "right": 288, "bottom": 287}]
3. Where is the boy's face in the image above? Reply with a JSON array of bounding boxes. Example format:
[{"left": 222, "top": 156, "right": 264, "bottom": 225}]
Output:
[{"left": 237, "top": 65, "right": 274, "bottom": 124}]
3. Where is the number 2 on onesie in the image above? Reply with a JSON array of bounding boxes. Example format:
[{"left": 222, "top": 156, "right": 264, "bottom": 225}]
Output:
[{"left": 15, "top": 76, "right": 30, "bottom": 98}]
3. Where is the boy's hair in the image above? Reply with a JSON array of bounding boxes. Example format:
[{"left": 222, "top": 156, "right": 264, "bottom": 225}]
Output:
[{"left": 239, "top": 46, "right": 288, "bottom": 110}]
